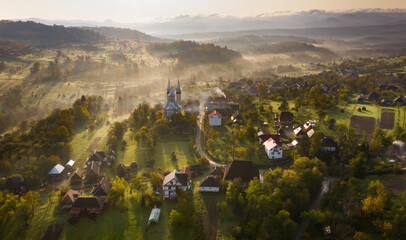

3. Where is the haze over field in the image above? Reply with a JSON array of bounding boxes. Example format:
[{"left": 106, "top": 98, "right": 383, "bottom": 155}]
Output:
[{"left": 2, "top": 1, "right": 406, "bottom": 240}]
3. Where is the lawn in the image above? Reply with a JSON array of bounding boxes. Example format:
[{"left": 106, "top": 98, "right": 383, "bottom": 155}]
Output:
[
  {"left": 58, "top": 187, "right": 191, "bottom": 240},
  {"left": 113, "top": 130, "right": 197, "bottom": 174},
  {"left": 70, "top": 122, "right": 110, "bottom": 168}
]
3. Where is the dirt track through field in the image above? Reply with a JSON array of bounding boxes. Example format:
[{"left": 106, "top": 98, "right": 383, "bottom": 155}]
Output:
[
  {"left": 380, "top": 111, "right": 395, "bottom": 129},
  {"left": 350, "top": 115, "right": 375, "bottom": 137}
]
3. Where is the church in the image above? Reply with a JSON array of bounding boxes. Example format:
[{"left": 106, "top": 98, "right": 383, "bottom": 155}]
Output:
[{"left": 164, "top": 79, "right": 182, "bottom": 118}]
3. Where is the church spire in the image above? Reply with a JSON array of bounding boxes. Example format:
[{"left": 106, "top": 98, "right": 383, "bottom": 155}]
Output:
[
  {"left": 166, "top": 78, "right": 171, "bottom": 94},
  {"left": 176, "top": 78, "right": 181, "bottom": 92}
]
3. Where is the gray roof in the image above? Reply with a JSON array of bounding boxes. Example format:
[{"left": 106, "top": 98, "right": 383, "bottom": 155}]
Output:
[
  {"left": 176, "top": 79, "right": 181, "bottom": 91},
  {"left": 49, "top": 164, "right": 65, "bottom": 175},
  {"left": 168, "top": 89, "right": 176, "bottom": 97},
  {"left": 163, "top": 169, "right": 189, "bottom": 186},
  {"left": 165, "top": 101, "right": 180, "bottom": 110},
  {"left": 167, "top": 79, "right": 171, "bottom": 91}
]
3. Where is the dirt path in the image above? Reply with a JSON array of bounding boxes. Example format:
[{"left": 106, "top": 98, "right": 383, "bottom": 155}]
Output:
[{"left": 196, "top": 103, "right": 225, "bottom": 167}]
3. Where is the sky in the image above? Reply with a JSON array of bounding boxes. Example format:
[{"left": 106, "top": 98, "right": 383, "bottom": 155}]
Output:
[{"left": 1, "top": 0, "right": 405, "bottom": 22}]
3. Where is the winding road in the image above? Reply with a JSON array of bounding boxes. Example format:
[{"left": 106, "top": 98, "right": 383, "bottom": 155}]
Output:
[{"left": 195, "top": 104, "right": 226, "bottom": 167}]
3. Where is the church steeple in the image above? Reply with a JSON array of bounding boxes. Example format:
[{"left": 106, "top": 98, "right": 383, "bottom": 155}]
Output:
[
  {"left": 176, "top": 78, "right": 181, "bottom": 104},
  {"left": 166, "top": 78, "right": 171, "bottom": 94}
]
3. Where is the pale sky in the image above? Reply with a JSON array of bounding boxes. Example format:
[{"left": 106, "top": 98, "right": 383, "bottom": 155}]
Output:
[{"left": 0, "top": 0, "right": 405, "bottom": 22}]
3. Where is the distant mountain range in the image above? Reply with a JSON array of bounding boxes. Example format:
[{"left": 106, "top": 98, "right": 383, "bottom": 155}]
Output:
[{"left": 21, "top": 9, "right": 406, "bottom": 36}]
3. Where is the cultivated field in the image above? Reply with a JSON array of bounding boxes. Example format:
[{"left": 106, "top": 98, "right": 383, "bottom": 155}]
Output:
[
  {"left": 380, "top": 111, "right": 395, "bottom": 129},
  {"left": 349, "top": 115, "right": 375, "bottom": 137}
]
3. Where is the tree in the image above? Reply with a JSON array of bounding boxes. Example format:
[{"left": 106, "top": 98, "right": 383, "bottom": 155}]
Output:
[
  {"left": 316, "top": 109, "right": 327, "bottom": 121},
  {"left": 280, "top": 100, "right": 289, "bottom": 111},
  {"left": 30, "top": 62, "right": 40, "bottom": 75},
  {"left": 168, "top": 209, "right": 182, "bottom": 227},
  {"left": 108, "top": 177, "right": 127, "bottom": 210},
  {"left": 15, "top": 191, "right": 40, "bottom": 226}
]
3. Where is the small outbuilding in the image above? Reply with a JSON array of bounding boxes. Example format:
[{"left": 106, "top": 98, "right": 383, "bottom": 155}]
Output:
[
  {"left": 5, "top": 176, "right": 24, "bottom": 194},
  {"left": 60, "top": 189, "right": 79, "bottom": 209},
  {"left": 199, "top": 176, "right": 220, "bottom": 192},
  {"left": 148, "top": 207, "right": 161, "bottom": 225},
  {"left": 49, "top": 164, "right": 65, "bottom": 180}
]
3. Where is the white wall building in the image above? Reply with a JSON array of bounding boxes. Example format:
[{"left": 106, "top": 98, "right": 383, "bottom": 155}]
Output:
[
  {"left": 208, "top": 110, "right": 222, "bottom": 126},
  {"left": 264, "top": 138, "right": 283, "bottom": 159},
  {"left": 199, "top": 177, "right": 220, "bottom": 192},
  {"left": 163, "top": 169, "right": 190, "bottom": 199}
]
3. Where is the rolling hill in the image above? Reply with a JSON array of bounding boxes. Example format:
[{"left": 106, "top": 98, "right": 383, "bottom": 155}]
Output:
[{"left": 82, "top": 26, "right": 168, "bottom": 43}]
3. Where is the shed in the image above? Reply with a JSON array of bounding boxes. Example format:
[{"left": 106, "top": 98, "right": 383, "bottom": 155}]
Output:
[
  {"left": 49, "top": 164, "right": 65, "bottom": 175},
  {"left": 148, "top": 207, "right": 161, "bottom": 225},
  {"left": 66, "top": 160, "right": 75, "bottom": 168}
]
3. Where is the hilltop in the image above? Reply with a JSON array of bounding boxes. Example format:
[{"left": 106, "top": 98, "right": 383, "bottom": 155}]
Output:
[
  {"left": 82, "top": 26, "right": 168, "bottom": 43},
  {"left": 0, "top": 20, "right": 104, "bottom": 47}
]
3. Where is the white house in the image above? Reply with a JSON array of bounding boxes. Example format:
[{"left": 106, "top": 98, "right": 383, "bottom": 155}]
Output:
[
  {"left": 163, "top": 169, "right": 191, "bottom": 199},
  {"left": 208, "top": 110, "right": 222, "bottom": 126},
  {"left": 322, "top": 137, "right": 337, "bottom": 151},
  {"left": 264, "top": 138, "right": 283, "bottom": 159},
  {"left": 199, "top": 176, "right": 220, "bottom": 192}
]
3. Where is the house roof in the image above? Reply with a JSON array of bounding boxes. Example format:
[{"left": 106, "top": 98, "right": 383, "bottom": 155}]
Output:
[
  {"left": 279, "top": 112, "right": 293, "bottom": 123},
  {"left": 49, "top": 164, "right": 65, "bottom": 175},
  {"left": 200, "top": 176, "right": 220, "bottom": 187},
  {"left": 72, "top": 197, "right": 104, "bottom": 209},
  {"left": 87, "top": 161, "right": 101, "bottom": 176},
  {"left": 88, "top": 151, "right": 107, "bottom": 162},
  {"left": 5, "top": 176, "right": 24, "bottom": 190},
  {"left": 60, "top": 189, "right": 79, "bottom": 205},
  {"left": 307, "top": 129, "right": 315, "bottom": 138},
  {"left": 366, "top": 92, "right": 379, "bottom": 100},
  {"left": 210, "top": 166, "right": 224, "bottom": 176},
  {"left": 90, "top": 177, "right": 111, "bottom": 196},
  {"left": 71, "top": 168, "right": 83, "bottom": 179},
  {"left": 208, "top": 110, "right": 222, "bottom": 119},
  {"left": 115, "top": 163, "right": 130, "bottom": 178},
  {"left": 163, "top": 170, "right": 189, "bottom": 186},
  {"left": 66, "top": 160, "right": 75, "bottom": 167},
  {"left": 223, "top": 160, "right": 259, "bottom": 182},
  {"left": 258, "top": 134, "right": 272, "bottom": 143},
  {"left": 294, "top": 127, "right": 305, "bottom": 136},
  {"left": 180, "top": 167, "right": 192, "bottom": 181},
  {"left": 264, "top": 138, "right": 281, "bottom": 150}
]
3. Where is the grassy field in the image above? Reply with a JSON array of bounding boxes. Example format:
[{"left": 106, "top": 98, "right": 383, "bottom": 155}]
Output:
[
  {"left": 111, "top": 130, "right": 197, "bottom": 174},
  {"left": 70, "top": 123, "right": 110, "bottom": 168}
]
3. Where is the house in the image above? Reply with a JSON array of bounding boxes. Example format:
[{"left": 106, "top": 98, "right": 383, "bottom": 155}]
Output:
[
  {"left": 319, "top": 84, "right": 330, "bottom": 93},
  {"left": 208, "top": 110, "right": 222, "bottom": 126},
  {"left": 199, "top": 176, "right": 220, "bottom": 192},
  {"left": 264, "top": 138, "right": 283, "bottom": 159},
  {"left": 48, "top": 164, "right": 65, "bottom": 180},
  {"left": 180, "top": 167, "right": 193, "bottom": 181},
  {"left": 380, "top": 99, "right": 392, "bottom": 106},
  {"left": 90, "top": 177, "right": 111, "bottom": 198},
  {"left": 163, "top": 169, "right": 191, "bottom": 199},
  {"left": 303, "top": 122, "right": 312, "bottom": 131},
  {"left": 366, "top": 92, "right": 380, "bottom": 102},
  {"left": 115, "top": 163, "right": 130, "bottom": 178},
  {"left": 70, "top": 168, "right": 83, "bottom": 186},
  {"left": 223, "top": 160, "right": 259, "bottom": 184},
  {"left": 393, "top": 96, "right": 404, "bottom": 105},
  {"left": 355, "top": 95, "right": 365, "bottom": 103},
  {"left": 294, "top": 127, "right": 306, "bottom": 137},
  {"left": 87, "top": 151, "right": 108, "bottom": 166},
  {"left": 307, "top": 129, "right": 315, "bottom": 138},
  {"left": 70, "top": 197, "right": 105, "bottom": 216},
  {"left": 5, "top": 176, "right": 24, "bottom": 194},
  {"left": 130, "top": 162, "right": 138, "bottom": 171},
  {"left": 279, "top": 112, "right": 294, "bottom": 125},
  {"left": 86, "top": 161, "right": 101, "bottom": 183},
  {"left": 60, "top": 189, "right": 79, "bottom": 209},
  {"left": 322, "top": 137, "right": 337, "bottom": 151},
  {"left": 287, "top": 140, "right": 299, "bottom": 149},
  {"left": 65, "top": 160, "right": 75, "bottom": 171}
]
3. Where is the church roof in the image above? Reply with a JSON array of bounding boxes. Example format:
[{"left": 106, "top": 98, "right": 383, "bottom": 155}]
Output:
[
  {"left": 165, "top": 101, "right": 180, "bottom": 110},
  {"left": 167, "top": 79, "right": 171, "bottom": 91},
  {"left": 168, "top": 89, "right": 176, "bottom": 97},
  {"left": 176, "top": 79, "right": 181, "bottom": 91}
]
